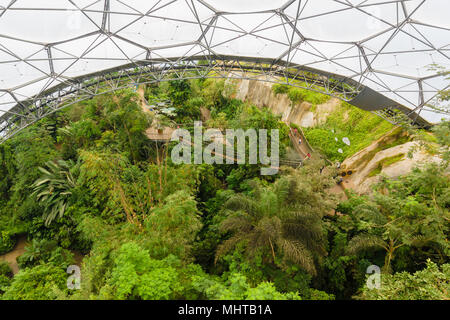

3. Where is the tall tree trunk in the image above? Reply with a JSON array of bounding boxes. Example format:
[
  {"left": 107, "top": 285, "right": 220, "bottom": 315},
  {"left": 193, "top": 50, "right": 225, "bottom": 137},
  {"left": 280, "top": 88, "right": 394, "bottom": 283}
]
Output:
[{"left": 383, "top": 239, "right": 395, "bottom": 273}]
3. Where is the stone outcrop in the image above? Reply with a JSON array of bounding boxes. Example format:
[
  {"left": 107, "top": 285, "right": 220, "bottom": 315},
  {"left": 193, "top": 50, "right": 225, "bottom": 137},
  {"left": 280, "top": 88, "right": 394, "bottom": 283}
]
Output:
[
  {"left": 230, "top": 78, "right": 341, "bottom": 128},
  {"left": 228, "top": 78, "right": 442, "bottom": 194},
  {"left": 341, "top": 133, "right": 441, "bottom": 194}
]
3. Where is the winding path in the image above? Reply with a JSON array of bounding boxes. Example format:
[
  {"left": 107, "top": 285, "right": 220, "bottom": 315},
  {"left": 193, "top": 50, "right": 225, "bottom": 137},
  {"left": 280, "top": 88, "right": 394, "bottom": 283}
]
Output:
[
  {"left": 289, "top": 127, "right": 313, "bottom": 159},
  {"left": 135, "top": 85, "right": 349, "bottom": 199},
  {"left": 0, "top": 236, "right": 27, "bottom": 274}
]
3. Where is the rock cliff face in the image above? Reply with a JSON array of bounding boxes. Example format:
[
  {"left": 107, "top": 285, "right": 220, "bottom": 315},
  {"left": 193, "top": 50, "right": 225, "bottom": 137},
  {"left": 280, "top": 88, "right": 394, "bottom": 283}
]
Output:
[
  {"left": 228, "top": 78, "right": 441, "bottom": 194},
  {"left": 342, "top": 137, "right": 441, "bottom": 194},
  {"left": 230, "top": 79, "right": 341, "bottom": 128}
]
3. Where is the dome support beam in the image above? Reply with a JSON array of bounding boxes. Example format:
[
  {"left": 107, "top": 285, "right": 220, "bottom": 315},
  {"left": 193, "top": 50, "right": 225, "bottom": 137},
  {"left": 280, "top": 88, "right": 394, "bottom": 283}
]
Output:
[{"left": 0, "top": 55, "right": 435, "bottom": 144}]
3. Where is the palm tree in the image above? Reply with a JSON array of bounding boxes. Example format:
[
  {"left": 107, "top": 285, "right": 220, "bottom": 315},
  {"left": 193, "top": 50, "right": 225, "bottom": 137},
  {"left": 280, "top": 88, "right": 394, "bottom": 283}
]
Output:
[
  {"left": 216, "top": 173, "right": 332, "bottom": 276},
  {"left": 31, "top": 160, "right": 76, "bottom": 226},
  {"left": 347, "top": 228, "right": 435, "bottom": 274},
  {"left": 346, "top": 196, "right": 447, "bottom": 273}
]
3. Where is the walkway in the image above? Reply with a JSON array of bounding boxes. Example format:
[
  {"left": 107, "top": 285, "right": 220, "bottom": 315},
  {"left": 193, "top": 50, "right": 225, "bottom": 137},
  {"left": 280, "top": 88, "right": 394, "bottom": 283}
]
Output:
[
  {"left": 288, "top": 124, "right": 349, "bottom": 201},
  {"left": 289, "top": 127, "right": 314, "bottom": 160},
  {"left": 135, "top": 85, "right": 350, "bottom": 197},
  {"left": 0, "top": 236, "right": 27, "bottom": 274}
]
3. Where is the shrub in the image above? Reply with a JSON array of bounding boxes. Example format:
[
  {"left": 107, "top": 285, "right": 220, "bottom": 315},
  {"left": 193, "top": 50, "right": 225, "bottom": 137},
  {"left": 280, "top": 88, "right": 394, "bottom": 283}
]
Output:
[
  {"left": 303, "top": 102, "right": 395, "bottom": 161},
  {"left": 102, "top": 243, "right": 183, "bottom": 300},
  {"left": 1, "top": 264, "right": 68, "bottom": 300},
  {"left": 287, "top": 87, "right": 305, "bottom": 104},
  {"left": 273, "top": 83, "right": 330, "bottom": 106},
  {"left": 17, "top": 239, "right": 74, "bottom": 269},
  {"left": 368, "top": 153, "right": 405, "bottom": 177},
  {"left": 0, "top": 274, "right": 11, "bottom": 295},
  {"left": 272, "top": 84, "right": 290, "bottom": 95},
  {"left": 357, "top": 260, "right": 450, "bottom": 300},
  {"left": 0, "top": 230, "right": 16, "bottom": 255},
  {"left": 287, "top": 87, "right": 330, "bottom": 105},
  {"left": 0, "top": 261, "right": 13, "bottom": 278},
  {"left": 0, "top": 255, "right": 14, "bottom": 295},
  {"left": 303, "top": 128, "right": 346, "bottom": 161}
]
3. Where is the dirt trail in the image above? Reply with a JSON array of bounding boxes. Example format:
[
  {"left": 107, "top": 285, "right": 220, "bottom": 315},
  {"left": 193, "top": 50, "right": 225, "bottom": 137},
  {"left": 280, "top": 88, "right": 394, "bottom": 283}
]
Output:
[
  {"left": 73, "top": 250, "right": 84, "bottom": 267},
  {"left": 0, "top": 235, "right": 86, "bottom": 275},
  {"left": 0, "top": 235, "right": 28, "bottom": 274},
  {"left": 329, "top": 184, "right": 348, "bottom": 201}
]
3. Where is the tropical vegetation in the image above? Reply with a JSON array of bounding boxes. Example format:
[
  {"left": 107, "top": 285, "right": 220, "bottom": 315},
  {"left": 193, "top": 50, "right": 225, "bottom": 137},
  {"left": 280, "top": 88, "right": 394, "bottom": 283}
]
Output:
[{"left": 0, "top": 77, "right": 448, "bottom": 300}]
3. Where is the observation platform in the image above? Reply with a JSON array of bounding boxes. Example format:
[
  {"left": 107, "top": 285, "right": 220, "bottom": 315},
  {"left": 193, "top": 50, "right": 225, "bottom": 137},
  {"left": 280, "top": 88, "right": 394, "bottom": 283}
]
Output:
[{"left": 145, "top": 127, "right": 175, "bottom": 142}]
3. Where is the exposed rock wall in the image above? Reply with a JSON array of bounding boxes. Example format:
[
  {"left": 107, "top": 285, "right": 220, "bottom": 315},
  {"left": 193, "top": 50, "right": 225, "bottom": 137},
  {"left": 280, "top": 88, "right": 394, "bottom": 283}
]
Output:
[
  {"left": 228, "top": 78, "right": 442, "bottom": 194},
  {"left": 342, "top": 134, "right": 441, "bottom": 194},
  {"left": 230, "top": 78, "right": 341, "bottom": 128}
]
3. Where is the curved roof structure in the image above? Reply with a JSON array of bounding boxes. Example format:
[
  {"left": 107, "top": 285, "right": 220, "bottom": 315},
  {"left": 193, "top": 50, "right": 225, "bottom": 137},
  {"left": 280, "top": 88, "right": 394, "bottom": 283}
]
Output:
[{"left": 0, "top": 0, "right": 449, "bottom": 142}]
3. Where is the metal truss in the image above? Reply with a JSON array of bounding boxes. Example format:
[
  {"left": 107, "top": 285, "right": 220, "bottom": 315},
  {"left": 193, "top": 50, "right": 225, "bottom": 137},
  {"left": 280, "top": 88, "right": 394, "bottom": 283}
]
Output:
[
  {"left": 0, "top": 0, "right": 449, "bottom": 143},
  {"left": 0, "top": 56, "right": 366, "bottom": 142}
]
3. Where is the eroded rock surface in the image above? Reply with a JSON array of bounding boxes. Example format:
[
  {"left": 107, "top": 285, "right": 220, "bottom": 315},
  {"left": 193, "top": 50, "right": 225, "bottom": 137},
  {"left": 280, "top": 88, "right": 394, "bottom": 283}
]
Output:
[{"left": 229, "top": 78, "right": 442, "bottom": 194}]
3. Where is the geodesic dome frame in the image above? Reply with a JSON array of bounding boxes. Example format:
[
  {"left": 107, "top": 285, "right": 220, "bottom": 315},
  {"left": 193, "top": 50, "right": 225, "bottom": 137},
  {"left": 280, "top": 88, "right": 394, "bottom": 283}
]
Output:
[{"left": 0, "top": 0, "right": 449, "bottom": 143}]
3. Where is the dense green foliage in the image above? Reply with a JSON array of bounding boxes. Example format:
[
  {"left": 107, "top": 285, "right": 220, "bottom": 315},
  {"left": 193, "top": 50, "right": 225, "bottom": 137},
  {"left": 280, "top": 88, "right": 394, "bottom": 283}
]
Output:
[
  {"left": 32, "top": 160, "right": 77, "bottom": 226},
  {"left": 1, "top": 264, "right": 68, "bottom": 300},
  {"left": 0, "top": 231, "right": 15, "bottom": 255},
  {"left": 344, "top": 164, "right": 449, "bottom": 273},
  {"left": 304, "top": 102, "right": 395, "bottom": 161},
  {"left": 0, "top": 262, "right": 13, "bottom": 295},
  {"left": 216, "top": 166, "right": 336, "bottom": 276},
  {"left": 357, "top": 260, "right": 449, "bottom": 300},
  {"left": 0, "top": 79, "right": 448, "bottom": 301},
  {"left": 272, "top": 84, "right": 330, "bottom": 105}
]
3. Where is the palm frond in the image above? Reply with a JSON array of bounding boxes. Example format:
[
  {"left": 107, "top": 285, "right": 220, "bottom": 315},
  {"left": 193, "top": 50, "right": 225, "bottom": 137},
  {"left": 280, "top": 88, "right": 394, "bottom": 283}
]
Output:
[
  {"left": 347, "top": 234, "right": 386, "bottom": 255},
  {"left": 224, "top": 194, "right": 261, "bottom": 218},
  {"left": 278, "top": 239, "right": 317, "bottom": 275},
  {"left": 215, "top": 233, "right": 249, "bottom": 263},
  {"left": 219, "top": 213, "right": 253, "bottom": 233}
]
